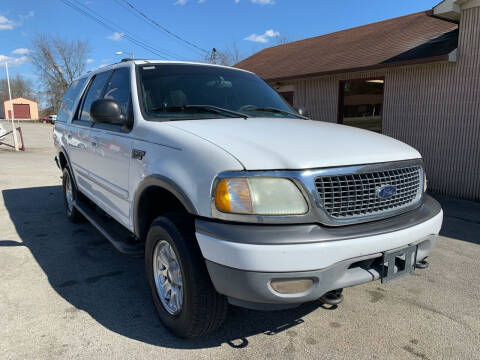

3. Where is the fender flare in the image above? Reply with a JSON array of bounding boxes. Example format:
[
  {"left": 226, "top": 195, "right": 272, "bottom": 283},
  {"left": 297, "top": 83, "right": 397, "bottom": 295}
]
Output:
[
  {"left": 58, "top": 147, "right": 78, "bottom": 188},
  {"left": 133, "top": 174, "right": 198, "bottom": 239}
]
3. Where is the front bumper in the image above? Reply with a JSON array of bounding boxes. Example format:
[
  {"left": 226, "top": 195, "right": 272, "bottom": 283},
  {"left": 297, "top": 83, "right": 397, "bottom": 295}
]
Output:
[{"left": 195, "top": 195, "right": 443, "bottom": 308}]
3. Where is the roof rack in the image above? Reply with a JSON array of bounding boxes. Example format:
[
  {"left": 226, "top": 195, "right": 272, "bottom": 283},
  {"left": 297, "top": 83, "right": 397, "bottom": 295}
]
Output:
[{"left": 121, "top": 58, "right": 135, "bottom": 62}]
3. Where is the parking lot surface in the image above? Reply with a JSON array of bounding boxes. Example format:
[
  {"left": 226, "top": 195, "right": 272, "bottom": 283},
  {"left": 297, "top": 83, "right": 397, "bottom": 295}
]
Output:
[{"left": 1, "top": 122, "right": 479, "bottom": 359}]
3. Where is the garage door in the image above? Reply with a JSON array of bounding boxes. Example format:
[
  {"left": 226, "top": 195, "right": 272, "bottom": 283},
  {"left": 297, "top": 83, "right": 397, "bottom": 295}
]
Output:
[{"left": 8, "top": 104, "right": 31, "bottom": 119}]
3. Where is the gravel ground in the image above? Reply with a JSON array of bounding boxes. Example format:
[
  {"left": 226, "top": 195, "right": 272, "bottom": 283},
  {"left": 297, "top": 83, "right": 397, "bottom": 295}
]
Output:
[{"left": 1, "top": 122, "right": 479, "bottom": 360}]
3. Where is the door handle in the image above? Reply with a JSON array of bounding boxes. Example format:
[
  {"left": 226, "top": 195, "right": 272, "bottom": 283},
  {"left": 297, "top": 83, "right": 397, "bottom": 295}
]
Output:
[{"left": 91, "top": 136, "right": 98, "bottom": 147}]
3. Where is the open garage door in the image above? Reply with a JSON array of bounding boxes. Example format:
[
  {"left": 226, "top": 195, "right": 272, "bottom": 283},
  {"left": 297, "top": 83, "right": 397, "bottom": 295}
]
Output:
[{"left": 8, "top": 104, "right": 31, "bottom": 119}]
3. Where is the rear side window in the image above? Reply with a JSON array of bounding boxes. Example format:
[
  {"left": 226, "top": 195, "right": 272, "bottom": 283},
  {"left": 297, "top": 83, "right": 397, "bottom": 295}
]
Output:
[
  {"left": 79, "top": 71, "right": 111, "bottom": 121},
  {"left": 103, "top": 68, "right": 131, "bottom": 116},
  {"left": 57, "top": 78, "right": 87, "bottom": 123}
]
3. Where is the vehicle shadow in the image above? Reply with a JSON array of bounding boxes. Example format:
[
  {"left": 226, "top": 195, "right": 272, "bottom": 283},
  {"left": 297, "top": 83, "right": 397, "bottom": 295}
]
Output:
[
  {"left": 2, "top": 185, "right": 322, "bottom": 349},
  {"left": 430, "top": 193, "right": 480, "bottom": 245}
]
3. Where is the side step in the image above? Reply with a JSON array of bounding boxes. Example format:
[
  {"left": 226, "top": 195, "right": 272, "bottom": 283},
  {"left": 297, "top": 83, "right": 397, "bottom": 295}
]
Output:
[{"left": 73, "top": 199, "right": 144, "bottom": 256}]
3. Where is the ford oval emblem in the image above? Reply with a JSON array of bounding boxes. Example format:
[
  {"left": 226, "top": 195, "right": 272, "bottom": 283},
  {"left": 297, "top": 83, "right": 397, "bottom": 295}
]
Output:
[{"left": 377, "top": 185, "right": 397, "bottom": 199}]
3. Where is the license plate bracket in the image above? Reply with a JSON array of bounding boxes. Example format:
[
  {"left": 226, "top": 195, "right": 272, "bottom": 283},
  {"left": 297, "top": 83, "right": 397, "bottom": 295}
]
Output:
[{"left": 381, "top": 245, "right": 417, "bottom": 283}]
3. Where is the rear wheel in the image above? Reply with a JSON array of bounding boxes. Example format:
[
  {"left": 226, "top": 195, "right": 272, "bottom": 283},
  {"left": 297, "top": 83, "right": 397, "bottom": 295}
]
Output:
[
  {"left": 62, "top": 167, "right": 84, "bottom": 223},
  {"left": 145, "top": 214, "right": 227, "bottom": 338}
]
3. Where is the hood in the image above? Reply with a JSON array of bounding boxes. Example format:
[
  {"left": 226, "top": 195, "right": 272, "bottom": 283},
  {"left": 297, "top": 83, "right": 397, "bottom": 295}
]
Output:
[{"left": 167, "top": 118, "right": 421, "bottom": 170}]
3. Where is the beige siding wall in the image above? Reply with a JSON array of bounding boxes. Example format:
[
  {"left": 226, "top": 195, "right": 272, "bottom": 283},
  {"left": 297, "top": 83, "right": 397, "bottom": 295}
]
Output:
[{"left": 279, "top": 7, "right": 480, "bottom": 200}]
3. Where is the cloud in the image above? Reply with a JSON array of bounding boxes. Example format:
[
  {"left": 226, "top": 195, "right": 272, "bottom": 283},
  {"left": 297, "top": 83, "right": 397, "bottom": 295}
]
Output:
[
  {"left": 107, "top": 32, "right": 124, "bottom": 41},
  {"left": 251, "top": 0, "right": 275, "bottom": 4},
  {"left": 12, "top": 48, "right": 31, "bottom": 55},
  {"left": 244, "top": 29, "right": 280, "bottom": 43},
  {"left": 174, "top": 0, "right": 188, "bottom": 4},
  {"left": 0, "top": 15, "right": 16, "bottom": 30},
  {"left": 86, "top": 58, "right": 95, "bottom": 63},
  {"left": 198, "top": 0, "right": 206, "bottom": 3},
  {"left": 0, "top": 54, "right": 30, "bottom": 66}
]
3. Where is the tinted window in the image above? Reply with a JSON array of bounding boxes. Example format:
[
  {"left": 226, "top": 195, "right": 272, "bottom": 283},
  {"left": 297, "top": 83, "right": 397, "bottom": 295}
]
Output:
[
  {"left": 79, "top": 71, "right": 111, "bottom": 121},
  {"left": 138, "top": 64, "right": 296, "bottom": 120},
  {"left": 57, "top": 77, "right": 87, "bottom": 123},
  {"left": 103, "top": 68, "right": 131, "bottom": 115}
]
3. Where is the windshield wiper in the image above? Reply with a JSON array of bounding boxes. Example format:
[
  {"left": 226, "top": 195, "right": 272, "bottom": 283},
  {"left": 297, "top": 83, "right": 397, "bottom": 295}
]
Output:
[
  {"left": 242, "top": 106, "right": 309, "bottom": 120},
  {"left": 152, "top": 105, "right": 247, "bottom": 119}
]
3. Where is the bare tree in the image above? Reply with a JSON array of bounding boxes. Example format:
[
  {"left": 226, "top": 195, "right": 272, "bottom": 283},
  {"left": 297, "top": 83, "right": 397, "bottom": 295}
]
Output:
[
  {"left": 204, "top": 43, "right": 243, "bottom": 66},
  {"left": 30, "top": 35, "right": 89, "bottom": 112},
  {"left": 275, "top": 34, "right": 291, "bottom": 46}
]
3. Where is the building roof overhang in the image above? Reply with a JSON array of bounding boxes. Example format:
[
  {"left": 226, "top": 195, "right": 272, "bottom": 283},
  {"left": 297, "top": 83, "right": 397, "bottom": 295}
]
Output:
[
  {"left": 433, "top": 0, "right": 480, "bottom": 22},
  {"left": 265, "top": 55, "right": 452, "bottom": 83}
]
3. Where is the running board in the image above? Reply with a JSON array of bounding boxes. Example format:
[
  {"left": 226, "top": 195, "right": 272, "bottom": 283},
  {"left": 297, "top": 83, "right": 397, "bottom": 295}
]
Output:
[{"left": 73, "top": 200, "right": 144, "bottom": 256}]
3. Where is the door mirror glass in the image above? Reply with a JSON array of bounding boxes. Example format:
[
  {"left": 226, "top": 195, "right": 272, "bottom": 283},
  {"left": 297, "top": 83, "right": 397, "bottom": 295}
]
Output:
[{"left": 90, "top": 99, "right": 127, "bottom": 125}]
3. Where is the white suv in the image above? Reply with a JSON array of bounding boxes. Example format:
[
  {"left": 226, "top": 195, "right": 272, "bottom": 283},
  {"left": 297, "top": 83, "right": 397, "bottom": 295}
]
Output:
[{"left": 54, "top": 60, "right": 443, "bottom": 338}]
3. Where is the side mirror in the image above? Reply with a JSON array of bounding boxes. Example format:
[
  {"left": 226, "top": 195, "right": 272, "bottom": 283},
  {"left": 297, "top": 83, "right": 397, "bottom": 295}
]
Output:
[
  {"left": 296, "top": 107, "right": 309, "bottom": 117},
  {"left": 90, "top": 99, "right": 126, "bottom": 125}
]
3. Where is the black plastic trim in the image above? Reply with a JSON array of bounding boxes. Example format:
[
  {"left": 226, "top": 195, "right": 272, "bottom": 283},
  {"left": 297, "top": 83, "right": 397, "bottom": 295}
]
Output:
[
  {"left": 73, "top": 199, "right": 144, "bottom": 255},
  {"left": 133, "top": 174, "right": 198, "bottom": 239},
  {"left": 58, "top": 147, "right": 77, "bottom": 188}
]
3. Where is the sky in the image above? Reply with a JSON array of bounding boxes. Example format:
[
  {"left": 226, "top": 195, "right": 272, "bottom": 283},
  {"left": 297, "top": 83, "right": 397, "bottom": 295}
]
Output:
[{"left": 1, "top": 0, "right": 442, "bottom": 85}]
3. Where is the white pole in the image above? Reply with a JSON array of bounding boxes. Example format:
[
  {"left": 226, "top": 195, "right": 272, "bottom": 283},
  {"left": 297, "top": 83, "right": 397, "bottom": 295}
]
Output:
[{"left": 5, "top": 62, "right": 19, "bottom": 151}]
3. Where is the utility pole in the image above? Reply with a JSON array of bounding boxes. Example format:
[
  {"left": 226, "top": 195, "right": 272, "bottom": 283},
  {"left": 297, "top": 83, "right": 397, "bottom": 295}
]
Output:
[
  {"left": 212, "top": 48, "right": 217, "bottom": 64},
  {"left": 5, "top": 62, "right": 19, "bottom": 152}
]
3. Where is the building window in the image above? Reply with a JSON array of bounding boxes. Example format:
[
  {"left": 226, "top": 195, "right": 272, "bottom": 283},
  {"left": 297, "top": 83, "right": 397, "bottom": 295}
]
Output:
[{"left": 338, "top": 78, "right": 384, "bottom": 133}]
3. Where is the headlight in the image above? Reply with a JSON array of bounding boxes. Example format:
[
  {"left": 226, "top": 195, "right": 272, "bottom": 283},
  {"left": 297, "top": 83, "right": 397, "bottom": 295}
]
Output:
[
  {"left": 423, "top": 172, "right": 427, "bottom": 192},
  {"left": 214, "top": 177, "right": 308, "bottom": 215}
]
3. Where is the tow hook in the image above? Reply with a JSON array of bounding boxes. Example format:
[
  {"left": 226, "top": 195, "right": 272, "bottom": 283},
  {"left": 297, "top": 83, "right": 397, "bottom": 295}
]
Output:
[
  {"left": 416, "top": 258, "right": 429, "bottom": 269},
  {"left": 319, "top": 288, "right": 344, "bottom": 306}
]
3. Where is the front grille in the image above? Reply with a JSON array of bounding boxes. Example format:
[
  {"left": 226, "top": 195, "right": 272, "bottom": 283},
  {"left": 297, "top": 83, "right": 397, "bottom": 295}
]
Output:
[{"left": 315, "top": 166, "right": 422, "bottom": 220}]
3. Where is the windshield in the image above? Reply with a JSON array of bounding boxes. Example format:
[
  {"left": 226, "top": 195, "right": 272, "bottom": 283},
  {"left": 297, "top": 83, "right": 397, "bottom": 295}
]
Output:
[{"left": 137, "top": 64, "right": 299, "bottom": 120}]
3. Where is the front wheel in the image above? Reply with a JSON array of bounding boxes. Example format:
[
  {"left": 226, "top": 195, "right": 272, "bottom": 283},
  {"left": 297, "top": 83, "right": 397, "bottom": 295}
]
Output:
[{"left": 145, "top": 214, "right": 227, "bottom": 338}]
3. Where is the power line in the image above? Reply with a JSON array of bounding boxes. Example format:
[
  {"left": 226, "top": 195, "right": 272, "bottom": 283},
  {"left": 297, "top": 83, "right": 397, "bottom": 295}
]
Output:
[
  {"left": 67, "top": 0, "right": 187, "bottom": 60},
  {"left": 60, "top": 0, "right": 170, "bottom": 59},
  {"left": 113, "top": 0, "right": 203, "bottom": 57},
  {"left": 59, "top": 0, "right": 188, "bottom": 60},
  {"left": 116, "top": 0, "right": 210, "bottom": 55}
]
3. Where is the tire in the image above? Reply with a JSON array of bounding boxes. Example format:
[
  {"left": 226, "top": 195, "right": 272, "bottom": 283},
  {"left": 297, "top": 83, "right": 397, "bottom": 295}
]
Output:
[
  {"left": 145, "top": 214, "right": 227, "bottom": 338},
  {"left": 62, "top": 167, "right": 84, "bottom": 223}
]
